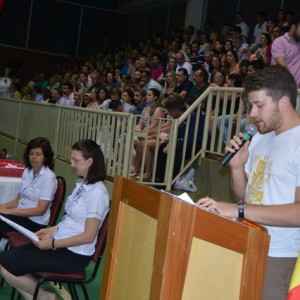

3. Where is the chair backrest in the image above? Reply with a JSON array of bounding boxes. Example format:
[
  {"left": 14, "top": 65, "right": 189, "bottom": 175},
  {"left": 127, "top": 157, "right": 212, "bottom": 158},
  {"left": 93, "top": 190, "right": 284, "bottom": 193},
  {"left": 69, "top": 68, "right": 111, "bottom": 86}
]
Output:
[
  {"left": 49, "top": 176, "right": 66, "bottom": 227},
  {"left": 87, "top": 211, "right": 110, "bottom": 282}
]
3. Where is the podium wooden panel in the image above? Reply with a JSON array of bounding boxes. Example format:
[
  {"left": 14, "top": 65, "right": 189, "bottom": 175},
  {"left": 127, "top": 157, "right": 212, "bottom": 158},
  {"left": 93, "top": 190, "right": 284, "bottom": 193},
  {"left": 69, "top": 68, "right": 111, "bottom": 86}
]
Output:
[{"left": 100, "top": 176, "right": 270, "bottom": 300}]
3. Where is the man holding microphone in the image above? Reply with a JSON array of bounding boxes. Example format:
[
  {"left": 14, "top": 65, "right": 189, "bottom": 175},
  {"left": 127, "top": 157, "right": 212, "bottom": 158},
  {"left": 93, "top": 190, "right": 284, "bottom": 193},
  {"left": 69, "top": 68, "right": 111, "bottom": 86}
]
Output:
[{"left": 197, "top": 65, "right": 300, "bottom": 300}]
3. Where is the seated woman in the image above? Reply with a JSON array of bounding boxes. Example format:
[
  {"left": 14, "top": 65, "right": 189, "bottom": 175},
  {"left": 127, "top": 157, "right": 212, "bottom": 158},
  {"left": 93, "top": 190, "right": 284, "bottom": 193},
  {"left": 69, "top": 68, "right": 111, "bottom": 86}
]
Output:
[
  {"left": 160, "top": 71, "right": 177, "bottom": 106},
  {"left": 131, "top": 88, "right": 169, "bottom": 179},
  {"left": 86, "top": 88, "right": 100, "bottom": 109},
  {"left": 0, "top": 139, "right": 110, "bottom": 300},
  {"left": 98, "top": 87, "right": 111, "bottom": 110},
  {"left": 121, "top": 88, "right": 136, "bottom": 113},
  {"left": 0, "top": 137, "right": 57, "bottom": 238}
]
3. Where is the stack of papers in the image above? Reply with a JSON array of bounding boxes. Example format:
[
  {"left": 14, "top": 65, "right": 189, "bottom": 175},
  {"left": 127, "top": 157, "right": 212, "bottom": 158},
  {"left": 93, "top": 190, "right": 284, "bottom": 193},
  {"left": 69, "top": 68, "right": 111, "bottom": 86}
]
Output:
[{"left": 0, "top": 215, "right": 39, "bottom": 241}]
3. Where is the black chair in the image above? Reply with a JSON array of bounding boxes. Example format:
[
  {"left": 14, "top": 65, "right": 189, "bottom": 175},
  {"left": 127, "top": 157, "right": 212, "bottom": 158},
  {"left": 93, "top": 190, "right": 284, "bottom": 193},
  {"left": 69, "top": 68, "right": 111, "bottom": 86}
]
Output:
[{"left": 31, "top": 212, "right": 110, "bottom": 300}]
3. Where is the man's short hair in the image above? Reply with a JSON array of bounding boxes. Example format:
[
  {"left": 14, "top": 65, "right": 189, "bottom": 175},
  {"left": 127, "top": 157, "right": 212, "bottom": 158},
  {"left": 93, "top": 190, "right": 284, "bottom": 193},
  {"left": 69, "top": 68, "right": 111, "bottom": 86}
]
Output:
[
  {"left": 243, "top": 65, "right": 297, "bottom": 108},
  {"left": 177, "top": 68, "right": 188, "bottom": 77},
  {"left": 193, "top": 67, "right": 209, "bottom": 83},
  {"left": 247, "top": 59, "right": 264, "bottom": 70},
  {"left": 141, "top": 70, "right": 151, "bottom": 77},
  {"left": 165, "top": 93, "right": 186, "bottom": 112},
  {"left": 63, "top": 82, "right": 74, "bottom": 90},
  {"left": 109, "top": 100, "right": 122, "bottom": 110}
]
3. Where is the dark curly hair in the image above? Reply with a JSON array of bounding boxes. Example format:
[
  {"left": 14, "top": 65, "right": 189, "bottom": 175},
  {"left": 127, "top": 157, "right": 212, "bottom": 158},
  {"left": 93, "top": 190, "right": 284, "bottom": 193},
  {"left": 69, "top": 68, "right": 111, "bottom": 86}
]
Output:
[{"left": 23, "top": 137, "right": 55, "bottom": 170}]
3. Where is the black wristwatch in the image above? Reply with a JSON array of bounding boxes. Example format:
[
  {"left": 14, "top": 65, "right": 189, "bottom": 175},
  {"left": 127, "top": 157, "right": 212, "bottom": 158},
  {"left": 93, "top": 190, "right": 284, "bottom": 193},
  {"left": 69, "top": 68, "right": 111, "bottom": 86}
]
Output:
[{"left": 235, "top": 200, "right": 247, "bottom": 219}]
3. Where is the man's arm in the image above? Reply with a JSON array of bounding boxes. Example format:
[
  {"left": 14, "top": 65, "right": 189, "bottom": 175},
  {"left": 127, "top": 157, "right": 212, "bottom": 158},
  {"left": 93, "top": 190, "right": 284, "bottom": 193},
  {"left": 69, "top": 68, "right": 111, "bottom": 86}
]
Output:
[
  {"left": 226, "top": 135, "right": 251, "bottom": 201},
  {"left": 229, "top": 166, "right": 248, "bottom": 201},
  {"left": 197, "top": 188, "right": 300, "bottom": 227},
  {"left": 272, "top": 36, "right": 288, "bottom": 68},
  {"left": 275, "top": 56, "right": 288, "bottom": 68},
  {"left": 242, "top": 187, "right": 300, "bottom": 226}
]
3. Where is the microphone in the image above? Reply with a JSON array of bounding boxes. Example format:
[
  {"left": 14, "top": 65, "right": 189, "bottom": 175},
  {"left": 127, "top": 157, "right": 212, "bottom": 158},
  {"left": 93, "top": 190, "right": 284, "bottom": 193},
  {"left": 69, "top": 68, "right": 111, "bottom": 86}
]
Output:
[{"left": 220, "top": 124, "right": 257, "bottom": 166}]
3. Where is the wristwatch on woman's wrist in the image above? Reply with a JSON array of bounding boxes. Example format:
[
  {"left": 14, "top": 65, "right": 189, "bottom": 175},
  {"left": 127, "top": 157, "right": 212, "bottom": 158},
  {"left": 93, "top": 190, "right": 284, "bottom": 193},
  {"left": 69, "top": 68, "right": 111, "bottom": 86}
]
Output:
[{"left": 235, "top": 200, "right": 247, "bottom": 219}]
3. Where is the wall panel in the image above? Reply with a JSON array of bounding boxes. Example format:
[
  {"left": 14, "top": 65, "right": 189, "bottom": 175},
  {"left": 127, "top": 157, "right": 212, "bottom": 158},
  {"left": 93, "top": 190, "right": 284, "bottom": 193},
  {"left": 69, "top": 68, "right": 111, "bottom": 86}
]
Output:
[{"left": 0, "top": 0, "right": 30, "bottom": 47}]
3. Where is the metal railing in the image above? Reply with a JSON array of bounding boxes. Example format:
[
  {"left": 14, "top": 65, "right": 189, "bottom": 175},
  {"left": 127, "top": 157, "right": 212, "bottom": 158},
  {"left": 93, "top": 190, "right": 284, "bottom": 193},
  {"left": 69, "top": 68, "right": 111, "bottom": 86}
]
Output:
[{"left": 1, "top": 88, "right": 299, "bottom": 189}]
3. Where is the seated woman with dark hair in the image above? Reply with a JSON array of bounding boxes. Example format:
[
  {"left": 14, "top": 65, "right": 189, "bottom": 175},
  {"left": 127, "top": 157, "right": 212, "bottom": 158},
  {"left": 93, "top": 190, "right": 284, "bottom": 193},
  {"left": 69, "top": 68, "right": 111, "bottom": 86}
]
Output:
[
  {"left": 131, "top": 88, "right": 169, "bottom": 179},
  {"left": 0, "top": 137, "right": 57, "bottom": 237},
  {"left": 0, "top": 139, "right": 109, "bottom": 300}
]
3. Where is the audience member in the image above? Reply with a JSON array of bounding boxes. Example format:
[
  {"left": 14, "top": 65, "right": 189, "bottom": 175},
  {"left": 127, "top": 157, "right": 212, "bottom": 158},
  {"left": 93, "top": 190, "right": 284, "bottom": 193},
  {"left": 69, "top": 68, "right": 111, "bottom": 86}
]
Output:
[
  {"left": 173, "top": 68, "right": 194, "bottom": 99},
  {"left": 181, "top": 32, "right": 192, "bottom": 54},
  {"left": 189, "top": 41, "right": 204, "bottom": 66},
  {"left": 210, "top": 55, "right": 222, "bottom": 76},
  {"left": 276, "top": 8, "right": 289, "bottom": 29},
  {"left": 157, "top": 57, "right": 177, "bottom": 84},
  {"left": 10, "top": 82, "right": 22, "bottom": 100},
  {"left": 219, "top": 24, "right": 231, "bottom": 43},
  {"left": 151, "top": 54, "right": 165, "bottom": 81},
  {"left": 86, "top": 88, "right": 100, "bottom": 109},
  {"left": 187, "top": 67, "right": 209, "bottom": 107},
  {"left": 0, "top": 67, "right": 12, "bottom": 98},
  {"left": 272, "top": 13, "right": 300, "bottom": 87},
  {"left": 73, "top": 89, "right": 83, "bottom": 107},
  {"left": 105, "top": 72, "right": 118, "bottom": 93},
  {"left": 224, "top": 39, "right": 234, "bottom": 52},
  {"left": 212, "top": 39, "right": 224, "bottom": 55},
  {"left": 132, "top": 89, "right": 148, "bottom": 123},
  {"left": 199, "top": 33, "right": 211, "bottom": 53},
  {"left": 79, "top": 71, "right": 92, "bottom": 95},
  {"left": 252, "top": 11, "right": 268, "bottom": 45},
  {"left": 232, "top": 35, "right": 250, "bottom": 63},
  {"left": 161, "top": 71, "right": 177, "bottom": 105},
  {"left": 216, "top": 73, "right": 244, "bottom": 144},
  {"left": 121, "top": 88, "right": 135, "bottom": 113},
  {"left": 266, "top": 17, "right": 277, "bottom": 36},
  {"left": 265, "top": 25, "right": 283, "bottom": 66},
  {"left": 35, "top": 73, "right": 49, "bottom": 90},
  {"left": 223, "top": 50, "right": 240, "bottom": 76},
  {"left": 175, "top": 51, "right": 193, "bottom": 81},
  {"left": 235, "top": 11, "right": 250, "bottom": 39},
  {"left": 33, "top": 86, "right": 43, "bottom": 103},
  {"left": 255, "top": 33, "right": 272, "bottom": 64},
  {"left": 140, "top": 70, "right": 162, "bottom": 92},
  {"left": 58, "top": 82, "right": 75, "bottom": 106},
  {"left": 132, "top": 88, "right": 166, "bottom": 179},
  {"left": 155, "top": 93, "right": 205, "bottom": 182}
]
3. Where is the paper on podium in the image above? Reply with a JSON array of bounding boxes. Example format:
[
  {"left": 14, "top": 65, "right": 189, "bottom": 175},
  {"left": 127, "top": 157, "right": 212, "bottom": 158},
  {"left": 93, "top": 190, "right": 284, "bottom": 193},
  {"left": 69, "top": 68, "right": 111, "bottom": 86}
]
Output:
[
  {"left": 0, "top": 215, "right": 39, "bottom": 241},
  {"left": 161, "top": 190, "right": 195, "bottom": 205},
  {"left": 161, "top": 190, "right": 220, "bottom": 214},
  {"left": 177, "top": 192, "right": 195, "bottom": 205}
]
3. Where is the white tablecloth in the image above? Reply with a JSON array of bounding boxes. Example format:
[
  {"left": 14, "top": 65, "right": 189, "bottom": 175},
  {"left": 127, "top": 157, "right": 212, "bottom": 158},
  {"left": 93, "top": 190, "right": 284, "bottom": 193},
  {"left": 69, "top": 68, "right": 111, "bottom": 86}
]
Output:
[{"left": 0, "top": 176, "right": 21, "bottom": 204}]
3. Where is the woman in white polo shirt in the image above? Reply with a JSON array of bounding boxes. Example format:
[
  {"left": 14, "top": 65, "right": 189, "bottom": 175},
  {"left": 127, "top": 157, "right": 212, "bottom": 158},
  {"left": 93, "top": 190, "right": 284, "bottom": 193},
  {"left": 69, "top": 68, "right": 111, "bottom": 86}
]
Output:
[{"left": 0, "top": 137, "right": 57, "bottom": 236}]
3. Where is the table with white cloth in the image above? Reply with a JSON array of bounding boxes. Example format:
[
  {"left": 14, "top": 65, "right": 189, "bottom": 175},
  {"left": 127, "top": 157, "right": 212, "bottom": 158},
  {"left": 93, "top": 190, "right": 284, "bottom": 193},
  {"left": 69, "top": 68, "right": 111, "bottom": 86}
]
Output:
[{"left": 0, "top": 176, "right": 21, "bottom": 204}]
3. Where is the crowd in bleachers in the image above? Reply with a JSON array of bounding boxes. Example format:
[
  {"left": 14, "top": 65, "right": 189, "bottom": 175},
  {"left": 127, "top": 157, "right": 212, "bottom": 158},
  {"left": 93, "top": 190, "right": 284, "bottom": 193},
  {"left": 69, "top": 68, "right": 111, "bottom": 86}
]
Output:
[{"left": 0, "top": 8, "right": 295, "bottom": 112}]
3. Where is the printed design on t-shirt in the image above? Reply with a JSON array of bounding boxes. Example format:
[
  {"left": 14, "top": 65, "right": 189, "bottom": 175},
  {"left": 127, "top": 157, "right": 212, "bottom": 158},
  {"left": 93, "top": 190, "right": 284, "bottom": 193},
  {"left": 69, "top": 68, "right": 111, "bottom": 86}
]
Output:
[{"left": 246, "top": 154, "right": 272, "bottom": 205}]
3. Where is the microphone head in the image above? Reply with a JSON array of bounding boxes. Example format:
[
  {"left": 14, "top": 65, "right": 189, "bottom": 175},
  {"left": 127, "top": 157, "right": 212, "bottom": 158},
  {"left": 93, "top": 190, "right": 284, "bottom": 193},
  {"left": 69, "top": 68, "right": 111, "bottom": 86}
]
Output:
[{"left": 245, "top": 124, "right": 257, "bottom": 137}]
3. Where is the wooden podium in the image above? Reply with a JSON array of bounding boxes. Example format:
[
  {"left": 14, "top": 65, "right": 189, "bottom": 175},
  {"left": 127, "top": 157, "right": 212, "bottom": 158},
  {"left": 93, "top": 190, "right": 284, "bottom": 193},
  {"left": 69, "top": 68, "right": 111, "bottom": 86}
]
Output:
[{"left": 100, "top": 176, "right": 270, "bottom": 300}]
